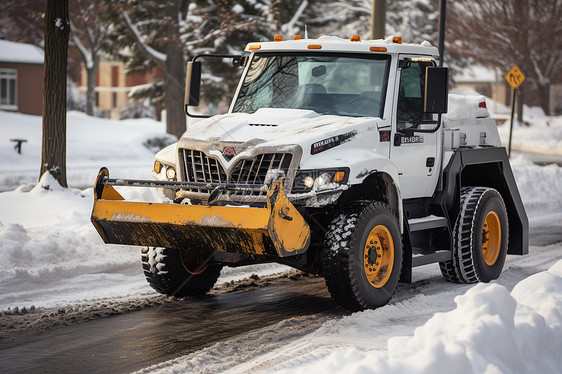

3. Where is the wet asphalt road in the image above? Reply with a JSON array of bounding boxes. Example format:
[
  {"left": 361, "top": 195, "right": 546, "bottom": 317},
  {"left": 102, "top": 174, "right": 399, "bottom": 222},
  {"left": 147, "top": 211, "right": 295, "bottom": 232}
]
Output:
[{"left": 0, "top": 277, "right": 339, "bottom": 374}]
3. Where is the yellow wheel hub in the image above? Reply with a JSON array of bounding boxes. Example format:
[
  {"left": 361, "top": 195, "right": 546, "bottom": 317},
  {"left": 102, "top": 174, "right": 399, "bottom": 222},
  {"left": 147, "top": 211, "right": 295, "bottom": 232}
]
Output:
[
  {"left": 181, "top": 249, "right": 208, "bottom": 275},
  {"left": 481, "top": 211, "right": 501, "bottom": 266},
  {"left": 363, "top": 225, "right": 394, "bottom": 288}
]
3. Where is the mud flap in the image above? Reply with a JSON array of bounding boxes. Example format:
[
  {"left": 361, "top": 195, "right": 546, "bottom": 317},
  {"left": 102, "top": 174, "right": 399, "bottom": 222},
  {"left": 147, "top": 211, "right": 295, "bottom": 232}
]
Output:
[{"left": 91, "top": 169, "right": 310, "bottom": 257}]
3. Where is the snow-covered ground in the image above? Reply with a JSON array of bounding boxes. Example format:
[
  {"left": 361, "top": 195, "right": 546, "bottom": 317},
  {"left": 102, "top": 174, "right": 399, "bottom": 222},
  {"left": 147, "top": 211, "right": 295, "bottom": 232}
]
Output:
[{"left": 0, "top": 107, "right": 561, "bottom": 373}]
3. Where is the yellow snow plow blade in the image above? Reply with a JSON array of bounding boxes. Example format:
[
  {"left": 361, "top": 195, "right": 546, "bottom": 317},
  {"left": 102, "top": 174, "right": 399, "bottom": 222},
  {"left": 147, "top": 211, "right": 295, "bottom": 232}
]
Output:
[{"left": 91, "top": 168, "right": 310, "bottom": 257}]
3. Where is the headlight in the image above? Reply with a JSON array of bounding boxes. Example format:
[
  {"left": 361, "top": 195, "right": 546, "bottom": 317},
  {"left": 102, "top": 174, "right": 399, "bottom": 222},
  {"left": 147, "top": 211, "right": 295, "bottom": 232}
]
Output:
[
  {"left": 303, "top": 176, "right": 315, "bottom": 188},
  {"left": 166, "top": 166, "right": 176, "bottom": 180},
  {"left": 292, "top": 168, "right": 349, "bottom": 193},
  {"left": 313, "top": 173, "right": 332, "bottom": 189}
]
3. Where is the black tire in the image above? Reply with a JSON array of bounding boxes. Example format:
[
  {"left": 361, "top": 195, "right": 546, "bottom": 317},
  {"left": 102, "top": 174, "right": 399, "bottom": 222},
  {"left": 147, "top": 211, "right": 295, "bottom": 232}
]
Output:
[
  {"left": 141, "top": 247, "right": 222, "bottom": 297},
  {"left": 322, "top": 202, "right": 402, "bottom": 311},
  {"left": 439, "top": 187, "right": 509, "bottom": 283}
]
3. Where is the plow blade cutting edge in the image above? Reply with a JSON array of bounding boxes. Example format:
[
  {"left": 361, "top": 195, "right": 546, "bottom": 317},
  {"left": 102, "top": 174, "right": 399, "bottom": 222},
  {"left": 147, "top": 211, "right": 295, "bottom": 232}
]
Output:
[{"left": 90, "top": 168, "right": 311, "bottom": 257}]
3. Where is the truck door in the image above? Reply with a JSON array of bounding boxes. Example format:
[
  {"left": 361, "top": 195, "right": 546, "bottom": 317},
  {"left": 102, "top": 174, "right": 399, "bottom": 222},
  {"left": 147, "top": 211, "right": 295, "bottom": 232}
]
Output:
[{"left": 390, "top": 58, "right": 440, "bottom": 199}]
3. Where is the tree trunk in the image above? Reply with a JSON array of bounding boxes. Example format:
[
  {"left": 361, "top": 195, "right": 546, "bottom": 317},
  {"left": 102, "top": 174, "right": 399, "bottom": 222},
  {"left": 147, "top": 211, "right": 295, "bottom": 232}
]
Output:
[
  {"left": 538, "top": 83, "right": 551, "bottom": 115},
  {"left": 41, "top": 0, "right": 70, "bottom": 187},
  {"left": 163, "top": 1, "right": 186, "bottom": 139},
  {"left": 164, "top": 55, "right": 186, "bottom": 139},
  {"left": 85, "top": 60, "right": 98, "bottom": 116}
]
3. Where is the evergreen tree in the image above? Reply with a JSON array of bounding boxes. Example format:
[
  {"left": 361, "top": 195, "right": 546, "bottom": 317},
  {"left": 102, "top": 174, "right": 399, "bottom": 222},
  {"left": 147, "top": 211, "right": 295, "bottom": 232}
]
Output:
[{"left": 103, "top": 0, "right": 321, "bottom": 137}]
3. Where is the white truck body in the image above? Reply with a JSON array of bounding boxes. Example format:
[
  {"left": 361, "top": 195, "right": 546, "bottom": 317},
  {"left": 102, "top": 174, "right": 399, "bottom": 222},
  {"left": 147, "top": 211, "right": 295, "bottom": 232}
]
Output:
[{"left": 94, "top": 35, "right": 527, "bottom": 311}]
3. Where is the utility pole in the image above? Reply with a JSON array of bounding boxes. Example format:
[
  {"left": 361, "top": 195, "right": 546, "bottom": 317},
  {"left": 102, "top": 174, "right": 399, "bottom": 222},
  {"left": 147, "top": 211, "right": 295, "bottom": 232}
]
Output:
[
  {"left": 370, "top": 0, "right": 386, "bottom": 39},
  {"left": 438, "top": 0, "right": 446, "bottom": 67}
]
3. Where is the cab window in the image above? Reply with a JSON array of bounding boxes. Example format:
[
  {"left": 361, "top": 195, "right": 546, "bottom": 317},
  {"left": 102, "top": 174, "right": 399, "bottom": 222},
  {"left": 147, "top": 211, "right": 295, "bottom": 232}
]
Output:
[{"left": 397, "top": 60, "right": 434, "bottom": 130}]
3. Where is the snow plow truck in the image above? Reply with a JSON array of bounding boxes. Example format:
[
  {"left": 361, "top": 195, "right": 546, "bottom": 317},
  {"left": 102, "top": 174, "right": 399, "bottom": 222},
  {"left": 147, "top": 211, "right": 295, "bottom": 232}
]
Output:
[{"left": 91, "top": 35, "right": 528, "bottom": 311}]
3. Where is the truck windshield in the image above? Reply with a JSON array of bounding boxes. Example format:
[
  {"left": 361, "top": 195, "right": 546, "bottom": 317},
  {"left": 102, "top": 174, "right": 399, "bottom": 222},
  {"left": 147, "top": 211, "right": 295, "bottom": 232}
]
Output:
[{"left": 233, "top": 53, "right": 390, "bottom": 118}]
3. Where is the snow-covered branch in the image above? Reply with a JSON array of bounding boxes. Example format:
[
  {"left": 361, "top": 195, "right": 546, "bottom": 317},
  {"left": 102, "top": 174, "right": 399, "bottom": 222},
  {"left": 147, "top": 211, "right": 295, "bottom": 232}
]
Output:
[
  {"left": 281, "top": 0, "right": 309, "bottom": 36},
  {"left": 122, "top": 11, "right": 167, "bottom": 65},
  {"left": 330, "top": 2, "right": 371, "bottom": 15},
  {"left": 70, "top": 21, "right": 94, "bottom": 69}
]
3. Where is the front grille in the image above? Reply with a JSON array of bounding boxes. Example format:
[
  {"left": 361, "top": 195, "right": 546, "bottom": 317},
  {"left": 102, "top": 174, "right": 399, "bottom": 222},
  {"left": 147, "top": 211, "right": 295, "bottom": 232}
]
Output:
[
  {"left": 179, "top": 149, "right": 292, "bottom": 197},
  {"left": 230, "top": 153, "right": 292, "bottom": 197},
  {"left": 180, "top": 149, "right": 227, "bottom": 192}
]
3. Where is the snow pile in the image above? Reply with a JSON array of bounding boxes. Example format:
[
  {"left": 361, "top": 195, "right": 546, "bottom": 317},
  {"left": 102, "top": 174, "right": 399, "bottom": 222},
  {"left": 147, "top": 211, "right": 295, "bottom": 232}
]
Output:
[
  {"left": 271, "top": 262, "right": 562, "bottom": 374},
  {"left": 0, "top": 173, "right": 154, "bottom": 309}
]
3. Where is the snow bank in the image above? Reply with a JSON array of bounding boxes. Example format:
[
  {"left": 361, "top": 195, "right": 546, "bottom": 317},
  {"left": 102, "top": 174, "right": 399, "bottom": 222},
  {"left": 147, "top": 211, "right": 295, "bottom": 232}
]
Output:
[
  {"left": 0, "top": 173, "right": 151, "bottom": 309},
  {"left": 272, "top": 261, "right": 562, "bottom": 374},
  {"left": 497, "top": 116, "right": 562, "bottom": 155},
  {"left": 509, "top": 156, "right": 562, "bottom": 216}
]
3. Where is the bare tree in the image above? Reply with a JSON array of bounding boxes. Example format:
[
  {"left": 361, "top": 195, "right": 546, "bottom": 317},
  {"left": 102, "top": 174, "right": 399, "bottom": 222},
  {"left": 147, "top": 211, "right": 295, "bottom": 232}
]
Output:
[
  {"left": 69, "top": 0, "right": 110, "bottom": 116},
  {"left": 41, "top": 0, "right": 70, "bottom": 187},
  {"left": 449, "top": 0, "right": 562, "bottom": 115},
  {"left": 0, "top": 1, "right": 44, "bottom": 46},
  {"left": 1, "top": 0, "right": 110, "bottom": 117}
]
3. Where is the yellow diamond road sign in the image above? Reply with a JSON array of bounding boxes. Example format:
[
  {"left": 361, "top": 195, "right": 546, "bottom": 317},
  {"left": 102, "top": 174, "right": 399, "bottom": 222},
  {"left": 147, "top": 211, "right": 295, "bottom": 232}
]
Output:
[{"left": 505, "top": 65, "right": 525, "bottom": 89}]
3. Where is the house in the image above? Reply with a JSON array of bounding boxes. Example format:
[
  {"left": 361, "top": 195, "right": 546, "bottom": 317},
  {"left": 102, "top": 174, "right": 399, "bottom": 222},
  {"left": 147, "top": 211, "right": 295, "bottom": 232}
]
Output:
[
  {"left": 0, "top": 39, "right": 44, "bottom": 116},
  {"left": 453, "top": 65, "right": 510, "bottom": 107},
  {"left": 78, "top": 59, "right": 162, "bottom": 120}
]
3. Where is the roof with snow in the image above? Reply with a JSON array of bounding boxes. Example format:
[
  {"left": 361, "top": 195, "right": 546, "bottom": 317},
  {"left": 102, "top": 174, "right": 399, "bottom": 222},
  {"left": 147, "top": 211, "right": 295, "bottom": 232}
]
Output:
[
  {"left": 454, "top": 65, "right": 498, "bottom": 83},
  {"left": 245, "top": 35, "right": 439, "bottom": 56},
  {"left": 0, "top": 39, "right": 44, "bottom": 64}
]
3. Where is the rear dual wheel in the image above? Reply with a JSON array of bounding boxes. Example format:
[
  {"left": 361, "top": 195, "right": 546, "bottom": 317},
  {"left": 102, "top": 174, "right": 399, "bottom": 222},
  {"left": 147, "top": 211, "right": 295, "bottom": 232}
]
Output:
[
  {"left": 440, "top": 187, "right": 509, "bottom": 283},
  {"left": 322, "top": 202, "right": 402, "bottom": 311},
  {"left": 141, "top": 247, "right": 222, "bottom": 297}
]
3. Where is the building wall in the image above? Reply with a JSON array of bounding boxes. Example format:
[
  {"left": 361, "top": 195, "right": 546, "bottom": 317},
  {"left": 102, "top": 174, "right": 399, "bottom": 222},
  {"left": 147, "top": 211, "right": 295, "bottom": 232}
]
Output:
[
  {"left": 80, "top": 62, "right": 161, "bottom": 120},
  {"left": 0, "top": 62, "right": 43, "bottom": 116}
]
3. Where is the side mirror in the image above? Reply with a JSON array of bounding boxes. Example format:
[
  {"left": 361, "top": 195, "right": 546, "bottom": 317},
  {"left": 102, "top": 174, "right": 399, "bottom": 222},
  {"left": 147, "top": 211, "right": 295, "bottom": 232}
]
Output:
[
  {"left": 184, "top": 54, "right": 247, "bottom": 118},
  {"left": 424, "top": 66, "right": 448, "bottom": 114},
  {"left": 185, "top": 61, "right": 201, "bottom": 107}
]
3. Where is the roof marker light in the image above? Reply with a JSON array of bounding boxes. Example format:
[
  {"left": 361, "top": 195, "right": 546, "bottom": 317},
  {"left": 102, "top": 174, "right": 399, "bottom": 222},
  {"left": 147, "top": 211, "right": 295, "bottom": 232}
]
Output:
[
  {"left": 350, "top": 35, "right": 361, "bottom": 42},
  {"left": 308, "top": 44, "right": 322, "bottom": 49},
  {"left": 294, "top": 35, "right": 302, "bottom": 40},
  {"left": 392, "top": 36, "right": 402, "bottom": 44},
  {"left": 274, "top": 35, "right": 283, "bottom": 42},
  {"left": 370, "top": 47, "right": 387, "bottom": 52},
  {"left": 248, "top": 44, "right": 261, "bottom": 50}
]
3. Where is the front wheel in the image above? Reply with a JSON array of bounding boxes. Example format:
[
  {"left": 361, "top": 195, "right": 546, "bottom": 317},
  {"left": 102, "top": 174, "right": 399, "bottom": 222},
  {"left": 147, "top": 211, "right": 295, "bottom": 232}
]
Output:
[
  {"left": 322, "top": 202, "right": 402, "bottom": 311},
  {"left": 439, "top": 187, "right": 509, "bottom": 283},
  {"left": 141, "top": 247, "right": 222, "bottom": 297}
]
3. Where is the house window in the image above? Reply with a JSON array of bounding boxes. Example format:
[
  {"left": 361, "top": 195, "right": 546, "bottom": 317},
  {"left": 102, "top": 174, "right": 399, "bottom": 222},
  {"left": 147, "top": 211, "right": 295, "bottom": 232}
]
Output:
[{"left": 0, "top": 69, "right": 17, "bottom": 109}]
